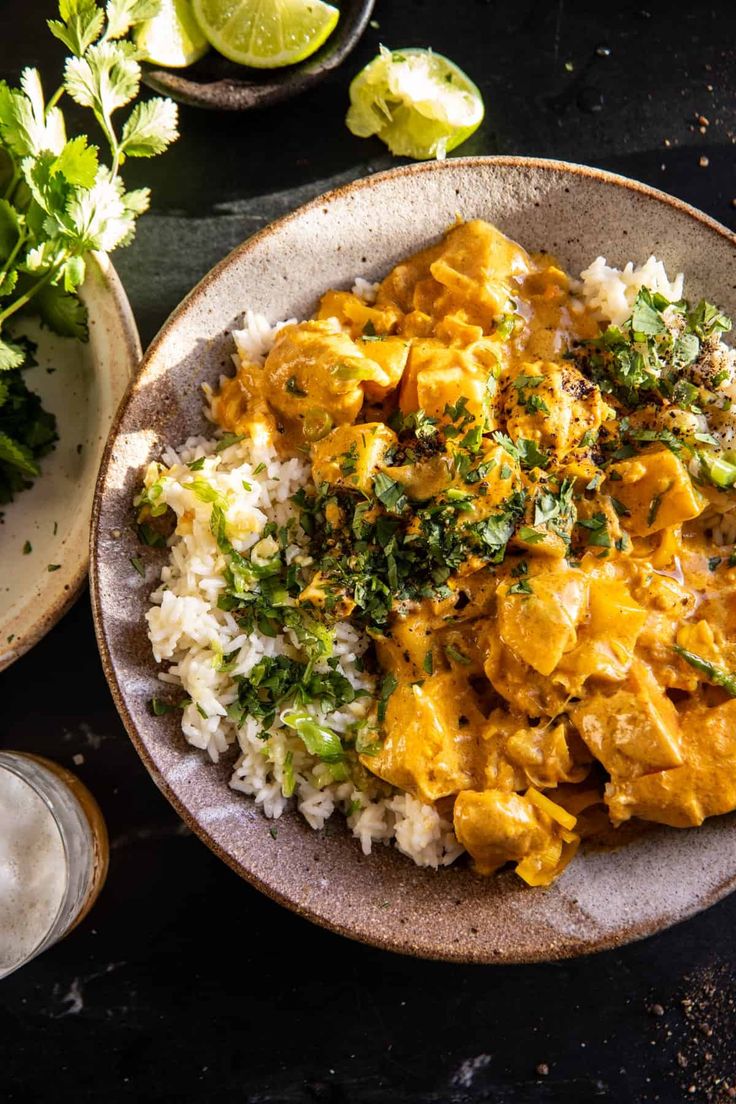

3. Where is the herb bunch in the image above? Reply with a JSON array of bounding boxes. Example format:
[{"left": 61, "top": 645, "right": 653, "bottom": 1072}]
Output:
[{"left": 0, "top": 0, "right": 178, "bottom": 502}]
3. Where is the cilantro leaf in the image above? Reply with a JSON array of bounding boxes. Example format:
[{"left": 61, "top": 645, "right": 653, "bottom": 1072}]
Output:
[
  {"left": 35, "top": 282, "right": 89, "bottom": 339},
  {"left": 48, "top": 1, "right": 105, "bottom": 57},
  {"left": 630, "top": 288, "right": 667, "bottom": 336},
  {"left": 515, "top": 438, "right": 549, "bottom": 469},
  {"left": 105, "top": 0, "right": 162, "bottom": 40},
  {"left": 373, "top": 472, "right": 408, "bottom": 513},
  {"left": 120, "top": 97, "right": 179, "bottom": 158},
  {"left": 0, "top": 70, "right": 66, "bottom": 159},
  {"left": 377, "top": 672, "right": 399, "bottom": 724},
  {"left": 0, "top": 339, "right": 26, "bottom": 371},
  {"left": 688, "top": 300, "right": 732, "bottom": 340},
  {"left": 64, "top": 41, "right": 141, "bottom": 115},
  {"left": 52, "top": 135, "right": 99, "bottom": 186},
  {"left": 0, "top": 430, "right": 39, "bottom": 476}
]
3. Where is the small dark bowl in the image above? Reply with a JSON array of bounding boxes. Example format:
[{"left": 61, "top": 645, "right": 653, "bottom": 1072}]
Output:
[{"left": 141, "top": 0, "right": 375, "bottom": 111}]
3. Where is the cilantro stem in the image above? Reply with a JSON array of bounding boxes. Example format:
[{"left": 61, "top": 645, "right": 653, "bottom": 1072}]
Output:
[
  {"left": 0, "top": 229, "right": 28, "bottom": 293},
  {"left": 0, "top": 266, "right": 60, "bottom": 328},
  {"left": 2, "top": 164, "right": 20, "bottom": 203},
  {"left": 46, "top": 85, "right": 65, "bottom": 112}
]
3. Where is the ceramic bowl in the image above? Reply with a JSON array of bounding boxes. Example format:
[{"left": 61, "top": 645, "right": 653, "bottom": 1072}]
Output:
[
  {"left": 141, "top": 0, "right": 375, "bottom": 111},
  {"left": 0, "top": 254, "right": 139, "bottom": 673},
  {"left": 91, "top": 158, "right": 736, "bottom": 962}
]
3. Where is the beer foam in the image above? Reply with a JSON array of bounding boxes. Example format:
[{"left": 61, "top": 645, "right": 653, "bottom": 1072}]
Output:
[{"left": 0, "top": 766, "right": 67, "bottom": 975}]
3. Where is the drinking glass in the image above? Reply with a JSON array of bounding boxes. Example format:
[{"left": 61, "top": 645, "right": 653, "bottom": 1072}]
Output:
[{"left": 0, "top": 751, "right": 109, "bottom": 980}]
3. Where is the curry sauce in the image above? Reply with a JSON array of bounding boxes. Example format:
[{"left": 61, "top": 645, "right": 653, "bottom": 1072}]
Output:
[{"left": 212, "top": 219, "right": 736, "bottom": 886}]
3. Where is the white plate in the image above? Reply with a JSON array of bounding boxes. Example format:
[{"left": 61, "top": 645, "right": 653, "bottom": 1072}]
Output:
[{"left": 0, "top": 253, "right": 140, "bottom": 672}]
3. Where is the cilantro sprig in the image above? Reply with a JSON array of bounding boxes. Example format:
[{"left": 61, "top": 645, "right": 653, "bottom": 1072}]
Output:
[{"left": 0, "top": 0, "right": 178, "bottom": 501}]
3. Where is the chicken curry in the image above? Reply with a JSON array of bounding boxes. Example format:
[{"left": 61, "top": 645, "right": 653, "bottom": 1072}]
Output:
[{"left": 212, "top": 219, "right": 736, "bottom": 886}]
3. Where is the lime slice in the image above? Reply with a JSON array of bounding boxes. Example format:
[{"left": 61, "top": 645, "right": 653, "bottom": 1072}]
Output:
[
  {"left": 191, "top": 0, "right": 340, "bottom": 69},
  {"left": 135, "top": 0, "right": 210, "bottom": 68},
  {"left": 346, "top": 47, "right": 484, "bottom": 160}
]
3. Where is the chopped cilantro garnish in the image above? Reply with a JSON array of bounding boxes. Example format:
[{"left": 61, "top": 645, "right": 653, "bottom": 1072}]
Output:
[
  {"left": 518, "top": 525, "right": 544, "bottom": 544},
  {"left": 577, "top": 512, "right": 611, "bottom": 547},
  {"left": 150, "top": 697, "right": 178, "bottom": 716},
  {"left": 515, "top": 438, "right": 549, "bottom": 470},
  {"left": 285, "top": 375, "right": 307, "bottom": 396},
  {"left": 445, "top": 644, "right": 471, "bottom": 665},
  {"left": 130, "top": 556, "right": 145, "bottom": 577},
  {"left": 215, "top": 433, "right": 246, "bottom": 453},
  {"left": 377, "top": 672, "right": 399, "bottom": 724},
  {"left": 610, "top": 496, "right": 631, "bottom": 517},
  {"left": 373, "top": 472, "right": 408, "bottom": 513},
  {"left": 339, "top": 442, "right": 359, "bottom": 477},
  {"left": 688, "top": 300, "right": 732, "bottom": 340},
  {"left": 22, "top": 540, "right": 32, "bottom": 555},
  {"left": 647, "top": 490, "right": 667, "bottom": 527}
]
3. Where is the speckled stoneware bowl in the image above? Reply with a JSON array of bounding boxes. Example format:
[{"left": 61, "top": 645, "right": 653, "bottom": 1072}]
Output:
[
  {"left": 91, "top": 158, "right": 736, "bottom": 963},
  {"left": 0, "top": 254, "right": 139, "bottom": 673}
]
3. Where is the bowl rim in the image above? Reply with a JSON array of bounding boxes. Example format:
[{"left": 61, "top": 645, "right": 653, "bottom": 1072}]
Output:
[
  {"left": 1, "top": 253, "right": 141, "bottom": 675},
  {"left": 90, "top": 156, "right": 736, "bottom": 962}
]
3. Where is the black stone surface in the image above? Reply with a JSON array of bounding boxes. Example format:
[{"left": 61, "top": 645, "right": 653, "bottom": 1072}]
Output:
[{"left": 2, "top": 1, "right": 736, "bottom": 1101}]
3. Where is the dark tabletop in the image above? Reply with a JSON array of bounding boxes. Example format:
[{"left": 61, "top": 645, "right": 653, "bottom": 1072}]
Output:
[{"left": 2, "top": 1, "right": 736, "bottom": 1101}]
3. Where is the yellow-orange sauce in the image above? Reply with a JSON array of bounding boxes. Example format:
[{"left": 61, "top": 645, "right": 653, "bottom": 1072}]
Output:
[{"left": 212, "top": 219, "right": 736, "bottom": 886}]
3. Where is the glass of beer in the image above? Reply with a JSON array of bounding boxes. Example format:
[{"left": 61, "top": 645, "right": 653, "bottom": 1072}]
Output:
[{"left": 0, "top": 751, "right": 109, "bottom": 980}]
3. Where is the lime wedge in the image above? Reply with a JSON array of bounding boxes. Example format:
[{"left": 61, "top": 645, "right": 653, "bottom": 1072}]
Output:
[
  {"left": 191, "top": 0, "right": 340, "bottom": 69},
  {"left": 346, "top": 47, "right": 484, "bottom": 160},
  {"left": 135, "top": 0, "right": 210, "bottom": 68}
]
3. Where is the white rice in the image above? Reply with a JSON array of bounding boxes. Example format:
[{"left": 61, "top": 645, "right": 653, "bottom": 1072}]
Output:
[
  {"left": 144, "top": 250, "right": 689, "bottom": 870},
  {"left": 579, "top": 255, "right": 684, "bottom": 327},
  {"left": 143, "top": 419, "right": 459, "bottom": 866}
]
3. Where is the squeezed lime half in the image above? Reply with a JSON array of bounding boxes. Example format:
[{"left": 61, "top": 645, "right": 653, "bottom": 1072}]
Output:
[
  {"left": 192, "top": 0, "right": 340, "bottom": 69},
  {"left": 135, "top": 0, "right": 210, "bottom": 67},
  {"left": 346, "top": 46, "right": 485, "bottom": 160}
]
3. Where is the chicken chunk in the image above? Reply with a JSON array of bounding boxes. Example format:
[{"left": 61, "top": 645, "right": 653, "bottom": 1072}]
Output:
[
  {"left": 399, "top": 338, "right": 501, "bottom": 426},
  {"left": 453, "top": 787, "right": 579, "bottom": 885},
  {"left": 263, "top": 319, "right": 391, "bottom": 447},
  {"left": 606, "top": 700, "right": 736, "bottom": 827},
  {"left": 554, "top": 574, "right": 648, "bottom": 692},
  {"left": 480, "top": 709, "right": 591, "bottom": 791},
  {"left": 606, "top": 447, "right": 705, "bottom": 536},
  {"left": 501, "top": 360, "right": 613, "bottom": 455},
  {"left": 495, "top": 565, "right": 589, "bottom": 677},
  {"left": 362, "top": 672, "right": 485, "bottom": 803},
  {"left": 311, "top": 422, "right": 398, "bottom": 495},
  {"left": 570, "top": 661, "right": 683, "bottom": 781},
  {"left": 316, "top": 289, "right": 401, "bottom": 340}
]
